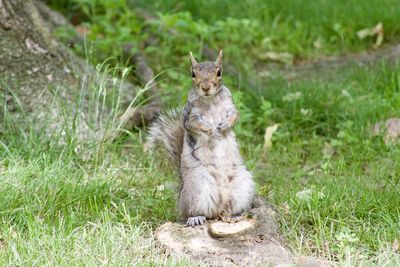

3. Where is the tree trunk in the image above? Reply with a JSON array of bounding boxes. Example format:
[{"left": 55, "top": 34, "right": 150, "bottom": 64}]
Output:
[
  {"left": 0, "top": 0, "right": 74, "bottom": 109},
  {"left": 0, "top": 0, "right": 83, "bottom": 137},
  {"left": 0, "top": 0, "right": 148, "bottom": 142}
]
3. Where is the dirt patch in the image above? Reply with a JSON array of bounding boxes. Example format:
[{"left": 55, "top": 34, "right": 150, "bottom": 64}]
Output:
[{"left": 258, "top": 44, "right": 400, "bottom": 81}]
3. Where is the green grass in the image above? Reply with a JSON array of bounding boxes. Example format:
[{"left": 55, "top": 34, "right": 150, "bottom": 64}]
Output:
[
  {"left": 1, "top": 60, "right": 400, "bottom": 265},
  {"left": 238, "top": 62, "right": 400, "bottom": 264},
  {"left": 2, "top": 0, "right": 400, "bottom": 265},
  {"left": 0, "top": 74, "right": 181, "bottom": 264},
  {"left": 49, "top": 0, "right": 400, "bottom": 115},
  {"left": 52, "top": 0, "right": 400, "bottom": 75},
  {"left": 0, "top": 155, "right": 185, "bottom": 266},
  {"left": 134, "top": 0, "right": 400, "bottom": 56},
  {"left": 50, "top": 0, "right": 400, "bottom": 110}
]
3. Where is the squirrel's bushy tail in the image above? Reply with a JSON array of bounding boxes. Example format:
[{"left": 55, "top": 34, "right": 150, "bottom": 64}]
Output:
[{"left": 145, "top": 109, "right": 184, "bottom": 165}]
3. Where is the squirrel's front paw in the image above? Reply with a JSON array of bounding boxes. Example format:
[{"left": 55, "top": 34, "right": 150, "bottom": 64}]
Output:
[
  {"left": 186, "top": 216, "right": 206, "bottom": 227},
  {"left": 210, "top": 128, "right": 222, "bottom": 140},
  {"left": 217, "top": 120, "right": 231, "bottom": 132}
]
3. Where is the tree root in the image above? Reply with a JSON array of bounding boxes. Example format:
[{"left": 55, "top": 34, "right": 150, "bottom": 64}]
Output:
[
  {"left": 114, "top": 45, "right": 162, "bottom": 131},
  {"left": 0, "top": 0, "right": 13, "bottom": 30},
  {"left": 28, "top": 3, "right": 163, "bottom": 131}
]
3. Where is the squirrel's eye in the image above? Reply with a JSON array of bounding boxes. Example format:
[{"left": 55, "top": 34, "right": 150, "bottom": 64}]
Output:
[
  {"left": 191, "top": 70, "right": 196, "bottom": 78},
  {"left": 217, "top": 69, "right": 221, "bottom": 77}
]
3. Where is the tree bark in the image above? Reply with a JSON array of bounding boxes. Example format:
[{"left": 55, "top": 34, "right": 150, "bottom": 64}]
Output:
[
  {"left": 0, "top": 0, "right": 71, "bottom": 105},
  {"left": 0, "top": 0, "right": 153, "bottom": 142},
  {"left": 0, "top": 0, "right": 84, "bottom": 136}
]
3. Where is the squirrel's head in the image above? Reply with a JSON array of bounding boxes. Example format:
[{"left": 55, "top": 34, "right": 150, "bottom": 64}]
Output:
[{"left": 189, "top": 50, "right": 223, "bottom": 97}]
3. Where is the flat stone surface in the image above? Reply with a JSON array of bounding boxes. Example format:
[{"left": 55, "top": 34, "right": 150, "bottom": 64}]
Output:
[{"left": 155, "top": 196, "right": 329, "bottom": 266}]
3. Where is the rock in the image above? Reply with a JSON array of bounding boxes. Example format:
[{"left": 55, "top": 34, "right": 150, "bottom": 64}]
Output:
[{"left": 155, "top": 196, "right": 329, "bottom": 266}]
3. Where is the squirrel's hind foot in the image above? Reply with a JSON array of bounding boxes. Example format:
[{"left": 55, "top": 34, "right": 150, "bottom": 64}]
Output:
[{"left": 186, "top": 216, "right": 206, "bottom": 227}]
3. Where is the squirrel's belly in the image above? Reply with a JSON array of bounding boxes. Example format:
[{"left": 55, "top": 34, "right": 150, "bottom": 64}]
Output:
[
  {"left": 196, "top": 134, "right": 242, "bottom": 191},
  {"left": 186, "top": 133, "right": 248, "bottom": 216},
  {"left": 196, "top": 134, "right": 239, "bottom": 166}
]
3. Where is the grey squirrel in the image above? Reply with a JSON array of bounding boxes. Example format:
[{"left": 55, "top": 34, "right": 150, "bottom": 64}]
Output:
[{"left": 146, "top": 51, "right": 255, "bottom": 227}]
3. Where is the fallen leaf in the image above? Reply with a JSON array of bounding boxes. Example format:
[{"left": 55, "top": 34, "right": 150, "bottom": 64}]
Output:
[
  {"left": 263, "top": 124, "right": 279, "bottom": 150},
  {"left": 282, "top": 202, "right": 290, "bottom": 214},
  {"left": 258, "top": 51, "right": 293, "bottom": 65},
  {"left": 372, "top": 118, "right": 400, "bottom": 145},
  {"left": 258, "top": 70, "right": 272, "bottom": 78},
  {"left": 296, "top": 189, "right": 325, "bottom": 201},
  {"left": 76, "top": 25, "right": 90, "bottom": 36},
  {"left": 322, "top": 142, "right": 335, "bottom": 159},
  {"left": 357, "top": 28, "right": 373, "bottom": 40},
  {"left": 393, "top": 239, "right": 399, "bottom": 253},
  {"left": 0, "top": 238, "right": 5, "bottom": 250},
  {"left": 313, "top": 38, "right": 323, "bottom": 49},
  {"left": 282, "top": 92, "right": 302, "bottom": 102},
  {"left": 300, "top": 108, "right": 312, "bottom": 116},
  {"left": 356, "top": 22, "right": 384, "bottom": 48},
  {"left": 156, "top": 184, "right": 165, "bottom": 191},
  {"left": 335, "top": 228, "right": 359, "bottom": 243},
  {"left": 341, "top": 89, "right": 351, "bottom": 98}
]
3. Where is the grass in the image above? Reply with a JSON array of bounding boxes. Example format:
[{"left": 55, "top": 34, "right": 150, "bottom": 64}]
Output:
[
  {"left": 1, "top": 60, "right": 400, "bottom": 265},
  {"left": 52, "top": 0, "right": 400, "bottom": 76},
  {"left": 2, "top": 0, "right": 400, "bottom": 265},
  {"left": 72, "top": 0, "right": 400, "bottom": 109},
  {"left": 50, "top": 0, "right": 400, "bottom": 110},
  {"left": 241, "top": 62, "right": 400, "bottom": 264},
  {"left": 134, "top": 0, "right": 400, "bottom": 57},
  {"left": 0, "top": 156, "right": 186, "bottom": 266},
  {"left": 0, "top": 65, "right": 182, "bottom": 265}
]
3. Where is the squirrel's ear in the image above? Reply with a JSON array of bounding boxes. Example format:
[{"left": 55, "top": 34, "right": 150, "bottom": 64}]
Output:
[
  {"left": 189, "top": 51, "right": 197, "bottom": 67},
  {"left": 216, "top": 50, "right": 223, "bottom": 66}
]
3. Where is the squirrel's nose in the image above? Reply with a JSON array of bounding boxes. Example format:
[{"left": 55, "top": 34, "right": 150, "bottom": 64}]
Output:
[{"left": 202, "top": 86, "right": 210, "bottom": 93}]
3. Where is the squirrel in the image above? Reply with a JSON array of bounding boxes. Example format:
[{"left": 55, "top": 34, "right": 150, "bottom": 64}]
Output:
[{"left": 146, "top": 50, "right": 255, "bottom": 227}]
